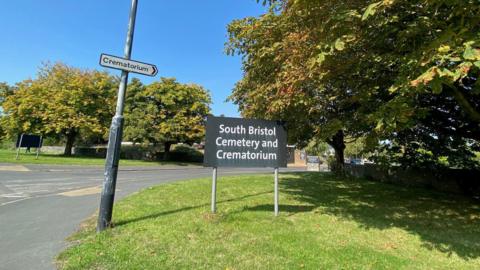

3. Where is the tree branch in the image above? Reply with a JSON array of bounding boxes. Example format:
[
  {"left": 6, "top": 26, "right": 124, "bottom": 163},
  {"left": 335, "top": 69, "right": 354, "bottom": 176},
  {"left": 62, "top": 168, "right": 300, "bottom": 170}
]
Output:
[{"left": 448, "top": 85, "right": 480, "bottom": 123}]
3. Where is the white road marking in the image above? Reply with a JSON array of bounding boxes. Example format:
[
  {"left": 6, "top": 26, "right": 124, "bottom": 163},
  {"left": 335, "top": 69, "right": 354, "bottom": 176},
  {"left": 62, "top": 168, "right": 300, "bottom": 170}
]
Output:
[
  {"left": 4, "top": 178, "right": 73, "bottom": 183},
  {"left": 58, "top": 186, "right": 102, "bottom": 197},
  {"left": 0, "top": 197, "right": 31, "bottom": 206},
  {"left": 6, "top": 182, "right": 85, "bottom": 187},
  {"left": 0, "top": 165, "right": 30, "bottom": 172},
  {"left": 0, "top": 193, "right": 26, "bottom": 198}
]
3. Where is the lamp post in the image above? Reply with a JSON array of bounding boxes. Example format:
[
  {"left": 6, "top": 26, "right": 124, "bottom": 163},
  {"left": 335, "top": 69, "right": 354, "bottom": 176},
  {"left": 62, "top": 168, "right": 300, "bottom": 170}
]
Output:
[{"left": 97, "top": 0, "right": 138, "bottom": 232}]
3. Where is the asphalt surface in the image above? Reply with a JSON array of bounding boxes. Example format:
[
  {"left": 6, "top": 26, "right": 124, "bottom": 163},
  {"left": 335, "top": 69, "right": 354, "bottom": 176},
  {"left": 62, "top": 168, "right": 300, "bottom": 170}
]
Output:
[{"left": 0, "top": 163, "right": 303, "bottom": 270}]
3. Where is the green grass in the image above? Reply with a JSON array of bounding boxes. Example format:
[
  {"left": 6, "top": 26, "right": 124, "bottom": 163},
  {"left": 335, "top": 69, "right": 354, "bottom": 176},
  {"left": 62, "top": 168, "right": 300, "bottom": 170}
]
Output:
[
  {"left": 57, "top": 173, "right": 480, "bottom": 269},
  {"left": 0, "top": 149, "right": 198, "bottom": 166}
]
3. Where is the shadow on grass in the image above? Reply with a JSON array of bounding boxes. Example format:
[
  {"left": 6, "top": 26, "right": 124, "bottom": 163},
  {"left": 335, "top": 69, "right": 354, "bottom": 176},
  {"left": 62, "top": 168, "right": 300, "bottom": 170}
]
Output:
[
  {"left": 114, "top": 191, "right": 273, "bottom": 227},
  {"left": 244, "top": 204, "right": 315, "bottom": 213},
  {"left": 281, "top": 172, "right": 480, "bottom": 259}
]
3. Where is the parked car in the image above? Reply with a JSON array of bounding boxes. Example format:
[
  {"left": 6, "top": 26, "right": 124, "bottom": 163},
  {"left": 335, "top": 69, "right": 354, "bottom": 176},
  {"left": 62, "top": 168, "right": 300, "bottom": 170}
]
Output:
[{"left": 350, "top": 158, "right": 363, "bottom": 165}]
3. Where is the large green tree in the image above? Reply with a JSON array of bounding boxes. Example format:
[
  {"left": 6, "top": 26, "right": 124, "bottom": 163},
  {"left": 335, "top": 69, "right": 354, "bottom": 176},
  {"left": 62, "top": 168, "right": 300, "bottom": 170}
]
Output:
[
  {"left": 0, "top": 82, "right": 14, "bottom": 107},
  {"left": 227, "top": 0, "right": 480, "bottom": 170},
  {"left": 227, "top": 1, "right": 375, "bottom": 172},
  {"left": 124, "top": 78, "right": 211, "bottom": 159},
  {"left": 1, "top": 63, "right": 117, "bottom": 155},
  {"left": 0, "top": 82, "right": 15, "bottom": 139},
  {"left": 353, "top": 0, "right": 480, "bottom": 168}
]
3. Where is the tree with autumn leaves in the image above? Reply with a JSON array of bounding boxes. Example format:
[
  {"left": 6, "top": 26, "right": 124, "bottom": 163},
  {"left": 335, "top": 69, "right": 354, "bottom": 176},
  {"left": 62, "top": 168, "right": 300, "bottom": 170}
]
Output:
[
  {"left": 123, "top": 78, "right": 211, "bottom": 160},
  {"left": 0, "top": 82, "right": 15, "bottom": 139},
  {"left": 227, "top": 0, "right": 480, "bottom": 171},
  {"left": 1, "top": 64, "right": 211, "bottom": 158},
  {"left": 1, "top": 63, "right": 117, "bottom": 155}
]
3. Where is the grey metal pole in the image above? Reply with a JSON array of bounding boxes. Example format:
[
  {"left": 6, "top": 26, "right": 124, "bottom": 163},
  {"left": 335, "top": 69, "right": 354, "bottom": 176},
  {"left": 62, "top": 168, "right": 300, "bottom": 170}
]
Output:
[
  {"left": 274, "top": 168, "right": 279, "bottom": 216},
  {"left": 15, "top": 134, "right": 24, "bottom": 160},
  {"left": 211, "top": 167, "right": 217, "bottom": 213},
  {"left": 35, "top": 136, "right": 42, "bottom": 160},
  {"left": 97, "top": 0, "right": 138, "bottom": 232}
]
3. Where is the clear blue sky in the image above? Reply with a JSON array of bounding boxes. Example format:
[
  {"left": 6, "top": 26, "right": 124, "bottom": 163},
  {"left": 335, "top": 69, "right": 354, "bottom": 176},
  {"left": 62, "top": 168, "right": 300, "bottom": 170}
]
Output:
[{"left": 0, "top": 0, "right": 267, "bottom": 117}]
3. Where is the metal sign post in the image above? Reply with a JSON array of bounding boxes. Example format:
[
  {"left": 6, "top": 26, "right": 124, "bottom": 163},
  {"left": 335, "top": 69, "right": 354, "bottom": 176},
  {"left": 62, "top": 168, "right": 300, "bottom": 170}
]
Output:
[
  {"left": 211, "top": 167, "right": 217, "bottom": 213},
  {"left": 36, "top": 136, "right": 43, "bottom": 160},
  {"left": 97, "top": 0, "right": 138, "bottom": 232},
  {"left": 274, "top": 168, "right": 279, "bottom": 216},
  {"left": 15, "top": 134, "right": 24, "bottom": 160}
]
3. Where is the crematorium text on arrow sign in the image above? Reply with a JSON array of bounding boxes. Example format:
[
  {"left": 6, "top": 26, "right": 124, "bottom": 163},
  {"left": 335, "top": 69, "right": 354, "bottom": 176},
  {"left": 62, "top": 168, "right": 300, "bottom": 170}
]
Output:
[{"left": 99, "top": 53, "right": 158, "bottom": 76}]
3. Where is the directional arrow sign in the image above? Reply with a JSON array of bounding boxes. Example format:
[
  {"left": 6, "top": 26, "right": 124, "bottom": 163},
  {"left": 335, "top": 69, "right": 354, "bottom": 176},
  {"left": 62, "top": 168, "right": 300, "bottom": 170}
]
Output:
[{"left": 99, "top": 53, "right": 158, "bottom": 76}]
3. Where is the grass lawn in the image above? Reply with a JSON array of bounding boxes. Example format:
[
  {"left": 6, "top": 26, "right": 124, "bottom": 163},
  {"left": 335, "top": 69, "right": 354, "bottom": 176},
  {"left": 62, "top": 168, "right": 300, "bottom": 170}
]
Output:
[
  {"left": 0, "top": 148, "right": 198, "bottom": 166},
  {"left": 57, "top": 173, "right": 480, "bottom": 269}
]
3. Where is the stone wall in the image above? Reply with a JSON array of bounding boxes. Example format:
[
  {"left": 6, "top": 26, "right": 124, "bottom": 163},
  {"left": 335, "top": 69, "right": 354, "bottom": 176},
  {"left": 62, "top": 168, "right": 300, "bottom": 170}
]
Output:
[{"left": 40, "top": 146, "right": 65, "bottom": 154}]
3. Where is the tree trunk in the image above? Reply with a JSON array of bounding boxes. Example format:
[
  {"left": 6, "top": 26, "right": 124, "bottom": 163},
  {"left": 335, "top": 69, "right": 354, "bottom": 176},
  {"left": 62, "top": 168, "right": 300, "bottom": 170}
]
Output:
[
  {"left": 163, "top": 141, "right": 173, "bottom": 161},
  {"left": 64, "top": 130, "right": 77, "bottom": 156},
  {"left": 328, "top": 130, "right": 346, "bottom": 174}
]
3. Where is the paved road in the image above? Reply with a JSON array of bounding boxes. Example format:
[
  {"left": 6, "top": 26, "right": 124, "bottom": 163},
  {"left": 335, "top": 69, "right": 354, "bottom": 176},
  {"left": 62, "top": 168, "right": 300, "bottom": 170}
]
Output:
[{"left": 0, "top": 163, "right": 302, "bottom": 270}]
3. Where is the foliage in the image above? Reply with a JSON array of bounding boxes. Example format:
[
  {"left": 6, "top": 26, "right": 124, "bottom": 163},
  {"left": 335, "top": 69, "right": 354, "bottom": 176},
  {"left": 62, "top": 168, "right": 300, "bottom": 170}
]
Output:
[
  {"left": 0, "top": 63, "right": 117, "bottom": 155},
  {"left": 227, "top": 0, "right": 480, "bottom": 170},
  {"left": 124, "top": 78, "right": 211, "bottom": 159},
  {"left": 0, "top": 82, "right": 15, "bottom": 139},
  {"left": 355, "top": 0, "right": 480, "bottom": 168},
  {"left": 226, "top": 0, "right": 383, "bottom": 172},
  {"left": 169, "top": 144, "right": 204, "bottom": 163},
  {"left": 57, "top": 173, "right": 480, "bottom": 269},
  {"left": 0, "top": 82, "right": 14, "bottom": 109},
  {"left": 304, "top": 138, "right": 329, "bottom": 156},
  {"left": 344, "top": 137, "right": 366, "bottom": 159},
  {"left": 374, "top": 88, "right": 480, "bottom": 169},
  {"left": 72, "top": 144, "right": 204, "bottom": 163}
]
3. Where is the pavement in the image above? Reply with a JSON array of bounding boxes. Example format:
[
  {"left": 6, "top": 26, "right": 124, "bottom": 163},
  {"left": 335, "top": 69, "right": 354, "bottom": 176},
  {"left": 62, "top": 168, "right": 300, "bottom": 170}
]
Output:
[{"left": 0, "top": 163, "right": 303, "bottom": 270}]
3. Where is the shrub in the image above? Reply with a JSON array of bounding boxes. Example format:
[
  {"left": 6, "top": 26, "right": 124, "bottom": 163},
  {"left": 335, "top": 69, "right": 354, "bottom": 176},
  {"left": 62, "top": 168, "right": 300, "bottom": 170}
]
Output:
[{"left": 168, "top": 145, "right": 203, "bottom": 163}]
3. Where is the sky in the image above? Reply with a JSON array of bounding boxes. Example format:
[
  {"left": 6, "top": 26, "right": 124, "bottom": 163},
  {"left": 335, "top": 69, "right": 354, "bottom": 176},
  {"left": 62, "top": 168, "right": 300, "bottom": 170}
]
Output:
[{"left": 0, "top": 0, "right": 267, "bottom": 117}]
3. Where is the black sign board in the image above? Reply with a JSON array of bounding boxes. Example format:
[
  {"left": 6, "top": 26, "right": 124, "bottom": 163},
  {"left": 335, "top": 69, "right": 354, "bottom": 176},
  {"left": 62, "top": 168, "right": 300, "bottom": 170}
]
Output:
[
  {"left": 16, "top": 134, "right": 43, "bottom": 148},
  {"left": 204, "top": 116, "right": 287, "bottom": 168}
]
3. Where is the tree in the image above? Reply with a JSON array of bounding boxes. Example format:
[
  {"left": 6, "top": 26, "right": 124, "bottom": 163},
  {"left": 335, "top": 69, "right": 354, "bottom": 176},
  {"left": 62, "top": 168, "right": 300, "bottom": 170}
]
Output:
[
  {"left": 226, "top": 1, "right": 375, "bottom": 173},
  {"left": 358, "top": 0, "right": 480, "bottom": 123},
  {"left": 0, "top": 82, "right": 15, "bottom": 139},
  {"left": 304, "top": 138, "right": 329, "bottom": 157},
  {"left": 124, "top": 78, "right": 211, "bottom": 160},
  {"left": 1, "top": 63, "right": 117, "bottom": 155},
  {"left": 344, "top": 137, "right": 366, "bottom": 160},
  {"left": 374, "top": 88, "right": 480, "bottom": 169},
  {"left": 0, "top": 82, "right": 14, "bottom": 108},
  {"left": 227, "top": 0, "right": 480, "bottom": 170},
  {"left": 358, "top": 0, "right": 480, "bottom": 169},
  {"left": 324, "top": 0, "right": 480, "bottom": 169}
]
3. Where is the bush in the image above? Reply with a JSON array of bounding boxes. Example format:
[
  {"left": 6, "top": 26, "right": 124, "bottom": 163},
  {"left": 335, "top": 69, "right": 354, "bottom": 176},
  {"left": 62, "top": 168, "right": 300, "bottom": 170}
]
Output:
[
  {"left": 0, "top": 139, "right": 14, "bottom": 149},
  {"left": 168, "top": 145, "right": 203, "bottom": 163},
  {"left": 73, "top": 144, "right": 203, "bottom": 163},
  {"left": 74, "top": 145, "right": 160, "bottom": 160}
]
